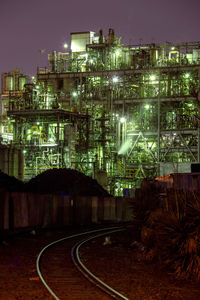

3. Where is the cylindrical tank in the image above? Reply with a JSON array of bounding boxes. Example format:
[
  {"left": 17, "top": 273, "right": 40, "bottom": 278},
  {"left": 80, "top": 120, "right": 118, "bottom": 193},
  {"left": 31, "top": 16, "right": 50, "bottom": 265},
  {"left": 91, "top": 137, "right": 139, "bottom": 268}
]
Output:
[
  {"left": 52, "top": 51, "right": 57, "bottom": 72},
  {"left": 5, "top": 76, "right": 14, "bottom": 91},
  {"left": 150, "top": 49, "right": 158, "bottom": 66},
  {"left": 108, "top": 28, "right": 115, "bottom": 44},
  {"left": 19, "top": 77, "right": 26, "bottom": 91}
]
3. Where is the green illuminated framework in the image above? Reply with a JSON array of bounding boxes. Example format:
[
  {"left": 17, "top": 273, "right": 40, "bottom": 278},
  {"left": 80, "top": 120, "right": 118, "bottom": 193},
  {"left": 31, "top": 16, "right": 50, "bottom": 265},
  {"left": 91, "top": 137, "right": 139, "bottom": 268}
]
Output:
[{"left": 5, "top": 29, "right": 200, "bottom": 195}]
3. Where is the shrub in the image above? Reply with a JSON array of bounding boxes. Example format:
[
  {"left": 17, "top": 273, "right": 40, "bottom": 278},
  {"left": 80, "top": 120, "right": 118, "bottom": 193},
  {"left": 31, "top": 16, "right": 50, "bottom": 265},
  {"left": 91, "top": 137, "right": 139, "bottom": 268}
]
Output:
[{"left": 141, "top": 191, "right": 200, "bottom": 281}]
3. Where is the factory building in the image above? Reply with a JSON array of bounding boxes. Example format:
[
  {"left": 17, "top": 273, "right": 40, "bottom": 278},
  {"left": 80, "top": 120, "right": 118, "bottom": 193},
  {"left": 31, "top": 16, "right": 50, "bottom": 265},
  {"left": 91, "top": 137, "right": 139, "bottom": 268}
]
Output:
[
  {"left": 1, "top": 29, "right": 200, "bottom": 195},
  {"left": 0, "top": 69, "right": 28, "bottom": 179}
]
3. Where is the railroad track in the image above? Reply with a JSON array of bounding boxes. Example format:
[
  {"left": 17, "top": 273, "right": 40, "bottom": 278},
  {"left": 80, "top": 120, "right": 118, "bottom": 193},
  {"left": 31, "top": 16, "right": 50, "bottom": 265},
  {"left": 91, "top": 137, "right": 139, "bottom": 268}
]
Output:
[{"left": 36, "top": 227, "right": 129, "bottom": 300}]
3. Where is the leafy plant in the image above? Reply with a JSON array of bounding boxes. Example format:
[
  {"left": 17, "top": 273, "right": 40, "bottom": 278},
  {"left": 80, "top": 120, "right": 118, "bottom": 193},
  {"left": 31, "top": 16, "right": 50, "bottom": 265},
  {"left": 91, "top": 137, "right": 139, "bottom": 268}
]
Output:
[{"left": 140, "top": 190, "right": 200, "bottom": 280}]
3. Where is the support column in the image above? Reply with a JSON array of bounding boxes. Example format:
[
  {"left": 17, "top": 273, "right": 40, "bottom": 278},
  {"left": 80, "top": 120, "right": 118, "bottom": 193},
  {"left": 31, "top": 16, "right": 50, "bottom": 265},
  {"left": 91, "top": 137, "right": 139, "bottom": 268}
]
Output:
[
  {"left": 197, "top": 67, "right": 200, "bottom": 162},
  {"left": 157, "top": 70, "right": 161, "bottom": 176}
]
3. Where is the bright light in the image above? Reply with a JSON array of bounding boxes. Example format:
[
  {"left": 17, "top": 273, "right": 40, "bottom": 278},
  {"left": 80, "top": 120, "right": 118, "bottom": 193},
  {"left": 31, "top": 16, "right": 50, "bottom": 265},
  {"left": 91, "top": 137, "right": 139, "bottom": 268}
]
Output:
[
  {"left": 171, "top": 47, "right": 175, "bottom": 50},
  {"left": 120, "top": 117, "right": 126, "bottom": 123},
  {"left": 40, "top": 143, "right": 57, "bottom": 147},
  {"left": 112, "top": 76, "right": 118, "bottom": 83},
  {"left": 49, "top": 138, "right": 55, "bottom": 143},
  {"left": 116, "top": 49, "right": 120, "bottom": 56},
  {"left": 150, "top": 74, "right": 156, "bottom": 81},
  {"left": 63, "top": 43, "right": 68, "bottom": 48},
  {"left": 144, "top": 104, "right": 150, "bottom": 110},
  {"left": 148, "top": 142, "right": 154, "bottom": 148},
  {"left": 72, "top": 91, "right": 77, "bottom": 97},
  {"left": 118, "top": 139, "right": 131, "bottom": 155},
  {"left": 184, "top": 73, "right": 190, "bottom": 78}
]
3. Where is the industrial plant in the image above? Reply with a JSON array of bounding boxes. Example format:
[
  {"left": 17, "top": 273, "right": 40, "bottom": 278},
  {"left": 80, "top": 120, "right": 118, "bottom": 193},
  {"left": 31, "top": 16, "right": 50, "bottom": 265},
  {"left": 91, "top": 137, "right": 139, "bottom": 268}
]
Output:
[{"left": 1, "top": 28, "right": 200, "bottom": 195}]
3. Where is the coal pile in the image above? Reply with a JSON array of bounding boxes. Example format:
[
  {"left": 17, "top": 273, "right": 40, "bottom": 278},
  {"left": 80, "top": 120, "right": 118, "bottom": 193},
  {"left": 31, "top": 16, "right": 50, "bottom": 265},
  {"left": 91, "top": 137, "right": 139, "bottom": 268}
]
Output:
[
  {"left": 24, "top": 168, "right": 110, "bottom": 196},
  {"left": 0, "top": 171, "right": 24, "bottom": 192}
]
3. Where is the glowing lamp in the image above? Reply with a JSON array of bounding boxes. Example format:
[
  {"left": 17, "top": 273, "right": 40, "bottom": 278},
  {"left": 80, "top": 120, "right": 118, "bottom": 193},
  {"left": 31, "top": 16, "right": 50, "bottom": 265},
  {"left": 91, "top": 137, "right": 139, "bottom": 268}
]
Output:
[
  {"left": 144, "top": 104, "right": 150, "bottom": 110},
  {"left": 120, "top": 117, "right": 126, "bottom": 123},
  {"left": 150, "top": 74, "right": 156, "bottom": 81},
  {"left": 184, "top": 73, "right": 190, "bottom": 78},
  {"left": 113, "top": 76, "right": 118, "bottom": 83}
]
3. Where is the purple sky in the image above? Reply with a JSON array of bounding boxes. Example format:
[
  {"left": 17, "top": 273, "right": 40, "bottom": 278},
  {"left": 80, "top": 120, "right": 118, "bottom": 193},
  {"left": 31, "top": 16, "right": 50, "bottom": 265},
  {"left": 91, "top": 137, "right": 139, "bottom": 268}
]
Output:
[{"left": 1, "top": 0, "right": 200, "bottom": 79}]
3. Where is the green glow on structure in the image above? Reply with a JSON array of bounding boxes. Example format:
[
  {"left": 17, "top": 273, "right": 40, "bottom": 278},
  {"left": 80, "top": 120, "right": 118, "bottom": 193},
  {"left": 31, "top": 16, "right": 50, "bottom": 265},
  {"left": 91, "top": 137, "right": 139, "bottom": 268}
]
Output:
[
  {"left": 184, "top": 73, "right": 190, "bottom": 78},
  {"left": 150, "top": 74, "right": 156, "bottom": 81},
  {"left": 112, "top": 76, "right": 118, "bottom": 83},
  {"left": 120, "top": 117, "right": 126, "bottom": 123},
  {"left": 115, "top": 49, "right": 120, "bottom": 56}
]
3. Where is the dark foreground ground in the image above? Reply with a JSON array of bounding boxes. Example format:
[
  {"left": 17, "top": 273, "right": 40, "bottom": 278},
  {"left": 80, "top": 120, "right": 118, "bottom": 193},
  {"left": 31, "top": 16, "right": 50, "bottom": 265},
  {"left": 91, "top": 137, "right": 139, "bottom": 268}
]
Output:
[{"left": 1, "top": 227, "right": 200, "bottom": 300}]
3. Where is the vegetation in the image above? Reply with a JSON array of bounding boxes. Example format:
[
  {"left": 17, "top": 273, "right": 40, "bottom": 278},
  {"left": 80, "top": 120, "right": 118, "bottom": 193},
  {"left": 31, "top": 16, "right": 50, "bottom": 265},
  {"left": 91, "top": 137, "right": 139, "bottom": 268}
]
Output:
[{"left": 133, "top": 181, "right": 200, "bottom": 281}]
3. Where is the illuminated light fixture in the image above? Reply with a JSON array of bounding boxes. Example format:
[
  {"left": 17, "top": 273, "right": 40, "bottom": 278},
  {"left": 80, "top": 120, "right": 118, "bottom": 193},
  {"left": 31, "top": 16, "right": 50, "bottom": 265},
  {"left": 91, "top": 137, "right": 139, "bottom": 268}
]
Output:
[
  {"left": 144, "top": 104, "right": 150, "bottom": 110},
  {"left": 36, "top": 122, "right": 40, "bottom": 125},
  {"left": 187, "top": 103, "right": 193, "bottom": 107},
  {"left": 184, "top": 73, "right": 190, "bottom": 78},
  {"left": 150, "top": 74, "right": 156, "bottom": 81},
  {"left": 116, "top": 49, "right": 120, "bottom": 56},
  {"left": 48, "top": 138, "right": 55, "bottom": 144},
  {"left": 171, "top": 46, "right": 175, "bottom": 50},
  {"left": 148, "top": 142, "right": 154, "bottom": 148},
  {"left": 72, "top": 91, "right": 78, "bottom": 97},
  {"left": 23, "top": 150, "right": 26, "bottom": 154},
  {"left": 63, "top": 43, "right": 68, "bottom": 48},
  {"left": 80, "top": 53, "right": 88, "bottom": 59},
  {"left": 120, "top": 117, "right": 126, "bottom": 123},
  {"left": 40, "top": 143, "right": 58, "bottom": 147},
  {"left": 32, "top": 76, "right": 35, "bottom": 80},
  {"left": 112, "top": 76, "right": 118, "bottom": 83}
]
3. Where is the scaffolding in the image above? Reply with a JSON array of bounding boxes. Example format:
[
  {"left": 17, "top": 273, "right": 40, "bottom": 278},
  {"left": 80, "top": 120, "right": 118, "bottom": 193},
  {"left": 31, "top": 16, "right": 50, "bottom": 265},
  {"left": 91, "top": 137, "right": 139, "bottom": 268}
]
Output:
[{"left": 2, "top": 29, "right": 200, "bottom": 195}]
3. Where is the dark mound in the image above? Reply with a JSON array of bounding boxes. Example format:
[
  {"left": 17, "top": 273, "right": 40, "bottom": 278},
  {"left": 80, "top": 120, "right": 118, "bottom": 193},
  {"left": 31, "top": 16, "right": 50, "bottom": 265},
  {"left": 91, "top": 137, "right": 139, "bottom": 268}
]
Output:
[
  {"left": 24, "top": 168, "right": 110, "bottom": 196},
  {"left": 0, "top": 171, "right": 24, "bottom": 192}
]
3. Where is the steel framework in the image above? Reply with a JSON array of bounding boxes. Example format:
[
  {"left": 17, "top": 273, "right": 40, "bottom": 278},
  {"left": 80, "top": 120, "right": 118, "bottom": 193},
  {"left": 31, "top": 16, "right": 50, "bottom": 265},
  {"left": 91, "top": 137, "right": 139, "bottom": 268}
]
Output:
[{"left": 3, "top": 29, "right": 200, "bottom": 195}]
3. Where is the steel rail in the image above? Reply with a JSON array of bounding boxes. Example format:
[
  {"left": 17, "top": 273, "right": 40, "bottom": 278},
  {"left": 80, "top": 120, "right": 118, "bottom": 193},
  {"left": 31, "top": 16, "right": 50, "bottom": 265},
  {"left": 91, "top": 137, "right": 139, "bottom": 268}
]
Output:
[
  {"left": 36, "top": 226, "right": 123, "bottom": 300},
  {"left": 72, "top": 229, "right": 129, "bottom": 300}
]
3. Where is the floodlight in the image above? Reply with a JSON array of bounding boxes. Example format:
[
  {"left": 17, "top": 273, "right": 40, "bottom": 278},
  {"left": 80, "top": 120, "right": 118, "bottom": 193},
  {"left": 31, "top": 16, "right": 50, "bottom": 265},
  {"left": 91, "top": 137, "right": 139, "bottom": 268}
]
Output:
[
  {"left": 184, "top": 73, "right": 190, "bottom": 78},
  {"left": 144, "top": 104, "right": 150, "bottom": 110},
  {"left": 116, "top": 49, "right": 120, "bottom": 56},
  {"left": 113, "top": 76, "right": 118, "bottom": 83},
  {"left": 120, "top": 117, "right": 126, "bottom": 123}
]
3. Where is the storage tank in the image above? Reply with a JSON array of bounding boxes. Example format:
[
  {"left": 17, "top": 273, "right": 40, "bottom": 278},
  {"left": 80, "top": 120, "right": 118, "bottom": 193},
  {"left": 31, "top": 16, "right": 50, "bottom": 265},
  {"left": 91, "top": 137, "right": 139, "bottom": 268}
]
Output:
[
  {"left": 5, "top": 76, "right": 14, "bottom": 91},
  {"left": 19, "top": 76, "right": 26, "bottom": 91}
]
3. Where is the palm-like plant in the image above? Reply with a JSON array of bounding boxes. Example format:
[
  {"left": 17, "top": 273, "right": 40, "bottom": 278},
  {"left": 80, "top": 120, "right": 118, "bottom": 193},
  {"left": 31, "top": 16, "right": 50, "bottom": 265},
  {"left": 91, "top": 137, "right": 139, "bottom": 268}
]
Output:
[{"left": 141, "top": 191, "right": 200, "bottom": 280}]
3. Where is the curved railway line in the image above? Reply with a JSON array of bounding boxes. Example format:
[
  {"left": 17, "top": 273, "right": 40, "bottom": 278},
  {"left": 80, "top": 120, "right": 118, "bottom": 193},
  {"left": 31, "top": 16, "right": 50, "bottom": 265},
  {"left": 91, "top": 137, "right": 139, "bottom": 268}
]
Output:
[{"left": 36, "top": 226, "right": 129, "bottom": 300}]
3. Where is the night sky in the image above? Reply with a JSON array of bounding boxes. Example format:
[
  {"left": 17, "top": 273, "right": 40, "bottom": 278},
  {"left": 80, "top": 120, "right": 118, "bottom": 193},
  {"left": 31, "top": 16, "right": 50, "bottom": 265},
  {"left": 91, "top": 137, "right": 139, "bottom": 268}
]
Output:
[{"left": 1, "top": 0, "right": 200, "bottom": 80}]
